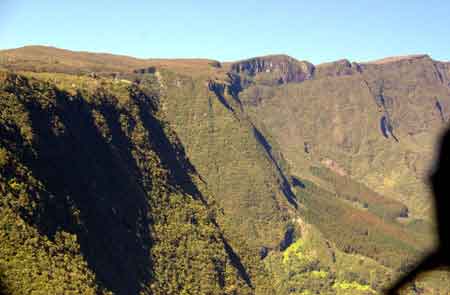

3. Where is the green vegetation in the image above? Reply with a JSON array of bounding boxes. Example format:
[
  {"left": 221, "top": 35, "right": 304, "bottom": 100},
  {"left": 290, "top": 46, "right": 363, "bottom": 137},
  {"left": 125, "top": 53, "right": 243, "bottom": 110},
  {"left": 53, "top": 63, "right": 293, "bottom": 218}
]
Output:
[
  {"left": 241, "top": 56, "right": 450, "bottom": 219},
  {"left": 0, "top": 148, "right": 8, "bottom": 167},
  {"left": 265, "top": 224, "right": 385, "bottom": 294},
  {"left": 297, "top": 177, "right": 423, "bottom": 268},
  {"left": 309, "top": 166, "right": 409, "bottom": 221},
  {"left": 1, "top": 46, "right": 449, "bottom": 294},
  {"left": 333, "top": 281, "right": 373, "bottom": 292},
  {"left": 156, "top": 70, "right": 296, "bottom": 250},
  {"left": 0, "top": 71, "right": 252, "bottom": 294}
]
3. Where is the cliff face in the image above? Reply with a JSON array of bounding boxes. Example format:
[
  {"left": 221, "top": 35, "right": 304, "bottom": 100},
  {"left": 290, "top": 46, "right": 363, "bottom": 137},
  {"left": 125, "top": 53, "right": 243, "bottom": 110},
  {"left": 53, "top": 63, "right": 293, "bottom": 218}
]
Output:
[
  {"left": 230, "top": 55, "right": 314, "bottom": 84},
  {"left": 435, "top": 61, "right": 450, "bottom": 86}
]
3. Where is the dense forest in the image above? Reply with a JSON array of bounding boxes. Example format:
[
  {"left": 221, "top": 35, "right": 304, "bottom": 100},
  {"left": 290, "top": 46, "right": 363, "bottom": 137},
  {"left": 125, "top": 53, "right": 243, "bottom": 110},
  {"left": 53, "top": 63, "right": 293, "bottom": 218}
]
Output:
[{"left": 1, "top": 46, "right": 450, "bottom": 294}]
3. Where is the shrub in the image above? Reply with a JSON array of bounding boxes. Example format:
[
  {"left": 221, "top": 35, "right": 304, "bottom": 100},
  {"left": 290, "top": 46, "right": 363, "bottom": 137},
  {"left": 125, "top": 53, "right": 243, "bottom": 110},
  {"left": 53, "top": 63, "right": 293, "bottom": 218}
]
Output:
[{"left": 0, "top": 148, "right": 8, "bottom": 168}]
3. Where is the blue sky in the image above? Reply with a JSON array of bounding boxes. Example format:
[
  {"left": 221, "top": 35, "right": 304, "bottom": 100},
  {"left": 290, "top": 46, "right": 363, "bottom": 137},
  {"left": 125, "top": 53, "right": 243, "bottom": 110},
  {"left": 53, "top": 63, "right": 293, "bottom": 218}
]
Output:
[{"left": 0, "top": 1, "right": 449, "bottom": 64}]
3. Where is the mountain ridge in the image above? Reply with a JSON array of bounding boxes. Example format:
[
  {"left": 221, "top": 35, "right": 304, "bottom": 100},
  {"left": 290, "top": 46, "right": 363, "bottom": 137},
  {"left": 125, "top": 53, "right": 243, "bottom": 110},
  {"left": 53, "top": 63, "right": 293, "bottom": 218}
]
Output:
[{"left": 1, "top": 45, "right": 448, "bottom": 69}]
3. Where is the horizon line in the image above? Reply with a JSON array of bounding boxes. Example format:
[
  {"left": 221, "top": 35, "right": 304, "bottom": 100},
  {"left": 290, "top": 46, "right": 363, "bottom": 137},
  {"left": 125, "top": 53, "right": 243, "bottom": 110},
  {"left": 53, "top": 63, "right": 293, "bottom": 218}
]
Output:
[{"left": 0, "top": 44, "right": 447, "bottom": 66}]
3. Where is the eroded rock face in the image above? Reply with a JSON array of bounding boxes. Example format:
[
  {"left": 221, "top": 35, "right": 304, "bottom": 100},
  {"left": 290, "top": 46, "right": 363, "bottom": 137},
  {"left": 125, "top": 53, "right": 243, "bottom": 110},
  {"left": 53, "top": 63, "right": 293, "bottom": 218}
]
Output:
[
  {"left": 434, "top": 61, "right": 450, "bottom": 86},
  {"left": 230, "top": 55, "right": 314, "bottom": 84},
  {"left": 315, "top": 59, "right": 362, "bottom": 78}
]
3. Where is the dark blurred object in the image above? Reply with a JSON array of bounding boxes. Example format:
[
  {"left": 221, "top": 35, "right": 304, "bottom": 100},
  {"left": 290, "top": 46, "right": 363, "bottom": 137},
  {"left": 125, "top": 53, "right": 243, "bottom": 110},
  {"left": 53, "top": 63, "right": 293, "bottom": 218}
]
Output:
[{"left": 387, "top": 128, "right": 450, "bottom": 294}]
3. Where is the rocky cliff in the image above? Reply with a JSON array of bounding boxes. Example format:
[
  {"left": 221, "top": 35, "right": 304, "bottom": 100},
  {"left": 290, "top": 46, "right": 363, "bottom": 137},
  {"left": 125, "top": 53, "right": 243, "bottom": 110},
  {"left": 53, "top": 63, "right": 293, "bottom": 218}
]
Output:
[{"left": 229, "top": 55, "right": 314, "bottom": 85}]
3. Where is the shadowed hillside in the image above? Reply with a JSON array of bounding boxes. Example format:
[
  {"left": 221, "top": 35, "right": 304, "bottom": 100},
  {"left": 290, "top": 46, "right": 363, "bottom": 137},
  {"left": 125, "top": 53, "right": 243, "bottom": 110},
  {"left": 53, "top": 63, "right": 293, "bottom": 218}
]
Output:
[{"left": 0, "top": 71, "right": 255, "bottom": 294}]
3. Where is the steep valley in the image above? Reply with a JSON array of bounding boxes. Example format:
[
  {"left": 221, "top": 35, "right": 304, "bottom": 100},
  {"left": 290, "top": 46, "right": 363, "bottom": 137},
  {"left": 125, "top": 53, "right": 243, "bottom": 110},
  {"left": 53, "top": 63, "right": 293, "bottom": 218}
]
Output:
[{"left": 0, "top": 46, "right": 449, "bottom": 294}]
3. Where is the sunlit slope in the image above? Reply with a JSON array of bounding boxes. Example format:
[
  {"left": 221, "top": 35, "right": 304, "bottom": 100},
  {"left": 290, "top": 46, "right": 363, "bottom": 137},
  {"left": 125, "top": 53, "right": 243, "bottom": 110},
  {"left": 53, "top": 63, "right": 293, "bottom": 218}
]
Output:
[
  {"left": 155, "top": 70, "right": 298, "bottom": 251},
  {"left": 241, "top": 55, "right": 450, "bottom": 218},
  {"left": 0, "top": 45, "right": 223, "bottom": 77}
]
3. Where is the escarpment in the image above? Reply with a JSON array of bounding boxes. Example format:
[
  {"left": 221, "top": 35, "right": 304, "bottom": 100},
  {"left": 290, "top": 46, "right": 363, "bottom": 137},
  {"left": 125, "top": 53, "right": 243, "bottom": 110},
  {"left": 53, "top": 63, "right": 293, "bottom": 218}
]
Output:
[{"left": 230, "top": 55, "right": 314, "bottom": 85}]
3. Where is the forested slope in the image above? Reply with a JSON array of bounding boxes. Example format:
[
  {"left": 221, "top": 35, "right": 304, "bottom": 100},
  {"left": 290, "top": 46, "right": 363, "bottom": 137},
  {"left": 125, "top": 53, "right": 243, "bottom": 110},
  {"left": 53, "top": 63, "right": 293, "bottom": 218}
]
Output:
[
  {"left": 0, "top": 71, "right": 255, "bottom": 294},
  {"left": 1, "top": 46, "right": 450, "bottom": 294}
]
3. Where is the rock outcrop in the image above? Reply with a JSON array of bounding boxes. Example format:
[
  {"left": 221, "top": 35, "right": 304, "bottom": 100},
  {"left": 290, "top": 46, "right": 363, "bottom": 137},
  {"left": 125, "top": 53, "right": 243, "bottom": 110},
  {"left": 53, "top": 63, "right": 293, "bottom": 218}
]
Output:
[
  {"left": 315, "top": 59, "right": 362, "bottom": 78},
  {"left": 230, "top": 55, "right": 314, "bottom": 84}
]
